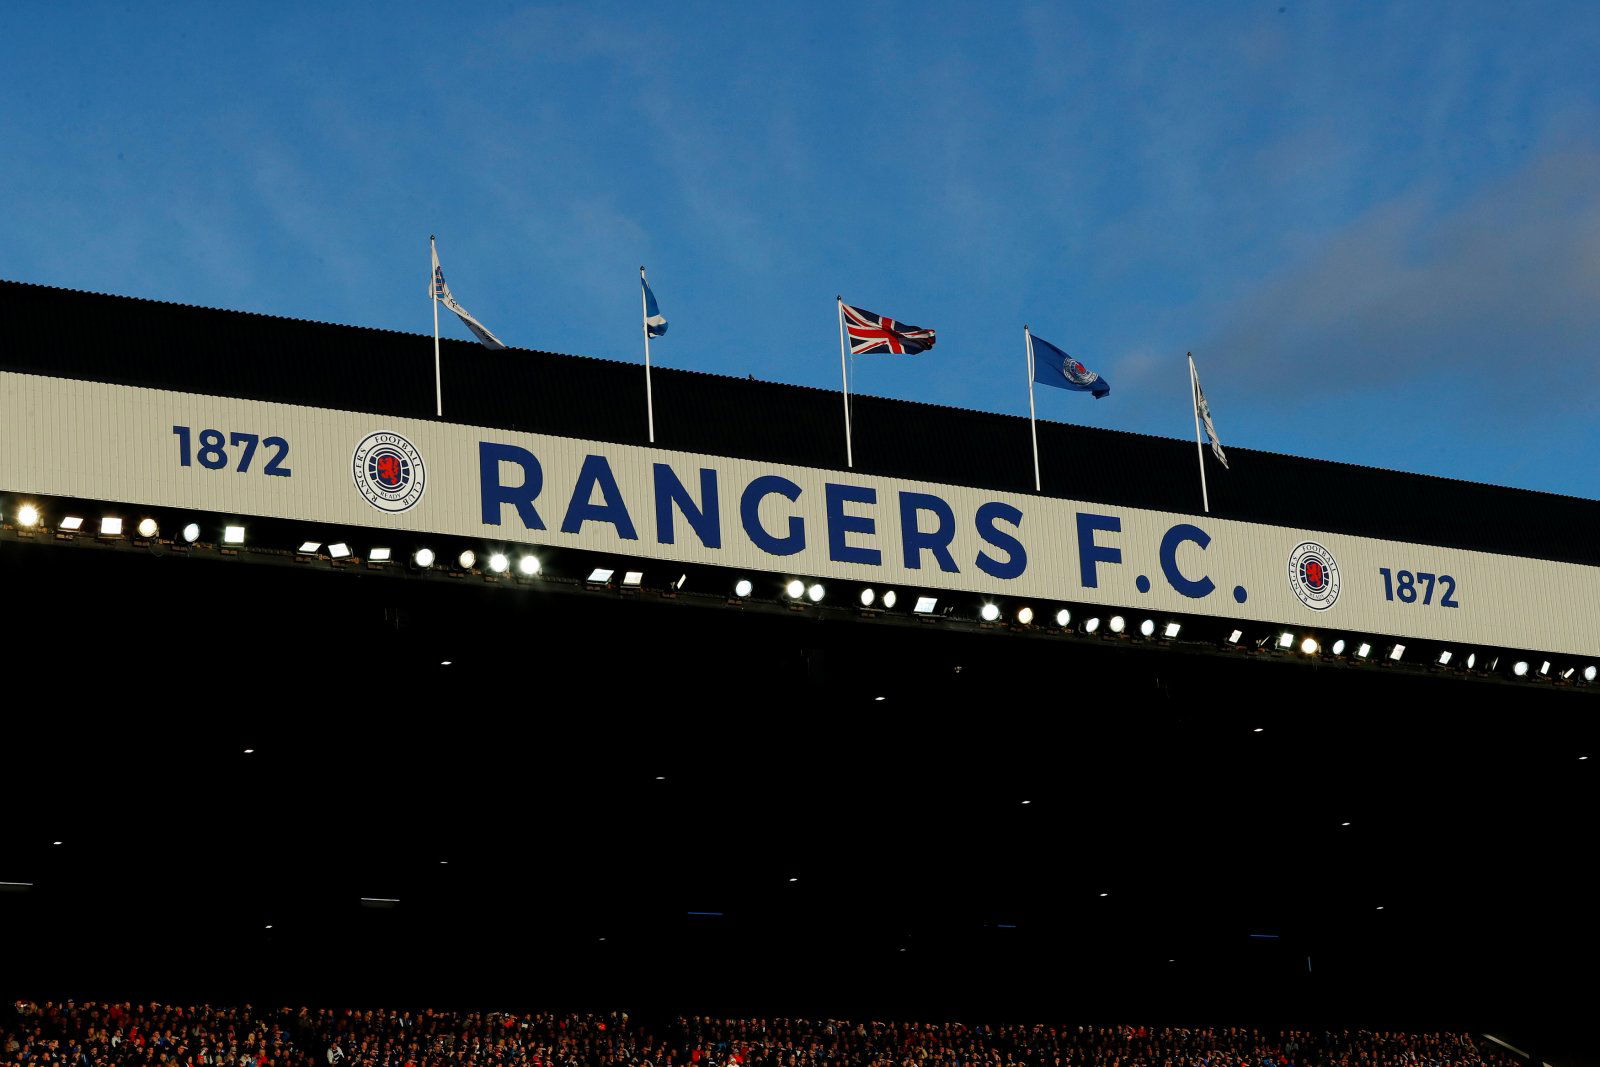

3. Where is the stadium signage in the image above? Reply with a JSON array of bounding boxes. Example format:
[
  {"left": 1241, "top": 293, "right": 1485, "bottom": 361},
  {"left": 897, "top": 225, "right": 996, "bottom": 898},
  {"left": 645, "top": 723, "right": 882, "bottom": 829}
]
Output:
[{"left": 4, "top": 371, "right": 1598, "bottom": 657}]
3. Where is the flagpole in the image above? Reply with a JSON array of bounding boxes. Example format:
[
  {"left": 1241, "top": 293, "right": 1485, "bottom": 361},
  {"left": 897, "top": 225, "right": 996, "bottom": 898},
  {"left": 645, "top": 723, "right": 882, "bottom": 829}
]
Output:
[
  {"left": 837, "top": 296, "right": 853, "bottom": 468},
  {"left": 1025, "top": 326, "right": 1041, "bottom": 492},
  {"left": 430, "top": 236, "right": 442, "bottom": 418},
  {"left": 641, "top": 266, "right": 656, "bottom": 444},
  {"left": 1189, "top": 352, "right": 1209, "bottom": 514}
]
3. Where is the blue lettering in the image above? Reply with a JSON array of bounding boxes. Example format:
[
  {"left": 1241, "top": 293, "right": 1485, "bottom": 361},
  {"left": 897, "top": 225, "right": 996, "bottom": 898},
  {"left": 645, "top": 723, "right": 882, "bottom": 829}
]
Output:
[
  {"left": 560, "top": 454, "right": 638, "bottom": 539},
  {"left": 1076, "top": 512, "right": 1122, "bottom": 588},
  {"left": 825, "top": 483, "right": 881, "bottom": 566},
  {"left": 653, "top": 464, "right": 721, "bottom": 548},
  {"left": 899, "top": 492, "right": 959, "bottom": 573},
  {"left": 740, "top": 475, "right": 805, "bottom": 556},
  {"left": 974, "top": 502, "right": 1026, "bottom": 580},
  {"left": 478, "top": 441, "right": 545, "bottom": 530},
  {"left": 1159, "top": 523, "right": 1215, "bottom": 599}
]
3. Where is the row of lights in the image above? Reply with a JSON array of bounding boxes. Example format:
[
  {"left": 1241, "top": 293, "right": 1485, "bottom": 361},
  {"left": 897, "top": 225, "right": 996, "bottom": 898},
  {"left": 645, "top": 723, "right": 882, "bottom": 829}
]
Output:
[{"left": 1235, "top": 629, "right": 1598, "bottom": 684}]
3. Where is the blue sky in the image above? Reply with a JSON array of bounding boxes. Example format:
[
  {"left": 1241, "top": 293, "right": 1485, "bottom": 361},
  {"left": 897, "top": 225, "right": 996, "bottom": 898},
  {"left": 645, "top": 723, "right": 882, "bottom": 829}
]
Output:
[{"left": 4, "top": 2, "right": 1599, "bottom": 498}]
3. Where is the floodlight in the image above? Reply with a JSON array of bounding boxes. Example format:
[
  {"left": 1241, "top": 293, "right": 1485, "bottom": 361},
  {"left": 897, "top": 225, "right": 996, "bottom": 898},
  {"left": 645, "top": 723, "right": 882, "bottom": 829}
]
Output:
[
  {"left": 586, "top": 566, "right": 614, "bottom": 583},
  {"left": 1055, "top": 608, "right": 1071, "bottom": 627},
  {"left": 1109, "top": 615, "right": 1125, "bottom": 634},
  {"left": 1277, "top": 632, "right": 1294, "bottom": 649},
  {"left": 733, "top": 578, "right": 753, "bottom": 598},
  {"left": 1512, "top": 660, "right": 1530, "bottom": 677},
  {"left": 1465, "top": 653, "right": 1476, "bottom": 669},
  {"left": 1561, "top": 667, "right": 1575, "bottom": 680},
  {"left": 1584, "top": 665, "right": 1597, "bottom": 683},
  {"left": 1356, "top": 642, "right": 1372, "bottom": 658},
  {"left": 1389, "top": 644, "right": 1405, "bottom": 661},
  {"left": 181, "top": 522, "right": 201, "bottom": 543},
  {"left": 518, "top": 555, "right": 540, "bottom": 576},
  {"left": 1083, "top": 617, "right": 1101, "bottom": 634},
  {"left": 412, "top": 547, "right": 435, "bottom": 569},
  {"left": 328, "top": 543, "right": 352, "bottom": 559},
  {"left": 859, "top": 588, "right": 875, "bottom": 607},
  {"left": 1227, "top": 629, "right": 1243, "bottom": 644},
  {"left": 979, "top": 603, "right": 1000, "bottom": 622},
  {"left": 807, "top": 583, "right": 824, "bottom": 602},
  {"left": 1437, "top": 650, "right": 1452, "bottom": 666},
  {"left": 1539, "top": 661, "right": 1551, "bottom": 676},
  {"left": 369, "top": 547, "right": 392, "bottom": 562},
  {"left": 914, "top": 596, "right": 938, "bottom": 614},
  {"left": 1331, "top": 639, "right": 1346, "bottom": 655},
  {"left": 786, "top": 579, "right": 805, "bottom": 599},
  {"left": 136, "top": 518, "right": 158, "bottom": 538},
  {"left": 1139, "top": 618, "right": 1155, "bottom": 637},
  {"left": 98, "top": 517, "right": 123, "bottom": 537},
  {"left": 622, "top": 570, "right": 643, "bottom": 587},
  {"left": 488, "top": 553, "right": 510, "bottom": 574},
  {"left": 59, "top": 516, "right": 84, "bottom": 531},
  {"left": 881, "top": 590, "right": 897, "bottom": 608},
  {"left": 1164, "top": 621, "right": 1181, "bottom": 639},
  {"left": 1016, "top": 606, "right": 1034, "bottom": 625},
  {"left": 1301, "top": 637, "right": 1319, "bottom": 655},
  {"left": 457, "top": 549, "right": 478, "bottom": 570},
  {"left": 223, "top": 525, "right": 245, "bottom": 545},
  {"left": 297, "top": 541, "right": 321, "bottom": 554},
  {"left": 16, "top": 504, "right": 39, "bottom": 528}
]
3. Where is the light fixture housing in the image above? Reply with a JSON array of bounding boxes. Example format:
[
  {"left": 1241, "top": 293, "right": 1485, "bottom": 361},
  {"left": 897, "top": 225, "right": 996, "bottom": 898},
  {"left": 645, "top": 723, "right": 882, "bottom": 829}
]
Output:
[
  {"left": 1356, "top": 642, "right": 1372, "bottom": 659},
  {"left": 587, "top": 566, "right": 614, "bottom": 583},
  {"left": 369, "top": 547, "right": 392, "bottom": 562},
  {"left": 488, "top": 553, "right": 510, "bottom": 574},
  {"left": 136, "top": 517, "right": 159, "bottom": 539},
  {"left": 1016, "top": 606, "right": 1034, "bottom": 625},
  {"left": 16, "top": 504, "right": 40, "bottom": 528},
  {"left": 223, "top": 525, "right": 246, "bottom": 545},
  {"left": 806, "top": 583, "right": 825, "bottom": 602},
  {"left": 622, "top": 570, "right": 644, "bottom": 587},
  {"left": 1055, "top": 608, "right": 1071, "bottom": 628},
  {"left": 1332, "top": 639, "right": 1347, "bottom": 655},
  {"left": 914, "top": 596, "right": 938, "bottom": 614},
  {"left": 1139, "top": 618, "right": 1155, "bottom": 637},
  {"left": 733, "top": 578, "right": 753, "bottom": 598},
  {"left": 1083, "top": 617, "right": 1101, "bottom": 634},
  {"left": 328, "top": 543, "right": 352, "bottom": 560},
  {"left": 1278, "top": 632, "right": 1294, "bottom": 650},
  {"left": 786, "top": 579, "right": 806, "bottom": 599},
  {"left": 98, "top": 516, "right": 123, "bottom": 537},
  {"left": 859, "top": 588, "right": 876, "bottom": 607},
  {"left": 1108, "top": 615, "right": 1126, "bottom": 634},
  {"left": 1163, "top": 621, "right": 1181, "bottom": 639},
  {"left": 518, "top": 555, "right": 540, "bottom": 576},
  {"left": 412, "top": 547, "right": 436, "bottom": 569},
  {"left": 59, "top": 516, "right": 84, "bottom": 532},
  {"left": 1301, "top": 637, "right": 1319, "bottom": 655},
  {"left": 881, "top": 590, "right": 897, "bottom": 609},
  {"left": 1389, "top": 644, "right": 1406, "bottom": 662},
  {"left": 457, "top": 549, "right": 478, "bottom": 570},
  {"left": 297, "top": 541, "right": 322, "bottom": 555},
  {"left": 181, "top": 522, "right": 201, "bottom": 543},
  {"left": 979, "top": 603, "right": 1000, "bottom": 622}
]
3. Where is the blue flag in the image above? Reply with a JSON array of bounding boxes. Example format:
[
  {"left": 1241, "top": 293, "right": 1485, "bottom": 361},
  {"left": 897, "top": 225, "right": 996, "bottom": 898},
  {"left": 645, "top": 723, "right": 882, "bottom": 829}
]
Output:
[
  {"left": 1031, "top": 334, "right": 1109, "bottom": 398},
  {"left": 641, "top": 270, "right": 667, "bottom": 338}
]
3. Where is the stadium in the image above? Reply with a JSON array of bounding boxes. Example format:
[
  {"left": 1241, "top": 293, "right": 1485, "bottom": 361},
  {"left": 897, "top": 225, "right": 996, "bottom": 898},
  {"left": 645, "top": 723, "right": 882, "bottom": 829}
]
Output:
[{"left": 1, "top": 280, "right": 1594, "bottom": 1067}]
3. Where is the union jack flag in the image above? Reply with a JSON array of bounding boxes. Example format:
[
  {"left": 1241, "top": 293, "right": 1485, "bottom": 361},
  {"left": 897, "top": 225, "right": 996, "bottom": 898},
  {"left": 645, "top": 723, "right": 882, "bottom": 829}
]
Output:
[{"left": 841, "top": 303, "right": 936, "bottom": 355}]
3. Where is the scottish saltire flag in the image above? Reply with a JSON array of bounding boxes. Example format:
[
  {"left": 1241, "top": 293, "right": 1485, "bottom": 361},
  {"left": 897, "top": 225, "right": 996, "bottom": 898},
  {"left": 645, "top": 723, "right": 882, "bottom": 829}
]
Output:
[
  {"left": 842, "top": 303, "right": 936, "bottom": 355},
  {"left": 431, "top": 242, "right": 507, "bottom": 350},
  {"left": 641, "top": 270, "right": 667, "bottom": 338},
  {"left": 1190, "top": 355, "right": 1228, "bottom": 468},
  {"left": 1031, "top": 334, "right": 1110, "bottom": 398}
]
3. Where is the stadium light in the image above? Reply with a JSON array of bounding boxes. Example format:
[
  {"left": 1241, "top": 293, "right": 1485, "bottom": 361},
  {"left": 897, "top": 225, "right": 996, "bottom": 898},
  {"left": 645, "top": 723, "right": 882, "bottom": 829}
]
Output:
[
  {"left": 1356, "top": 642, "right": 1372, "bottom": 659},
  {"left": 328, "top": 543, "right": 352, "bottom": 560},
  {"left": 1277, "top": 632, "right": 1294, "bottom": 650},
  {"left": 1539, "top": 660, "right": 1551, "bottom": 676},
  {"left": 369, "top": 547, "right": 392, "bottom": 562},
  {"left": 1513, "top": 660, "right": 1530, "bottom": 677},
  {"left": 223, "top": 525, "right": 245, "bottom": 545},
  {"left": 979, "top": 603, "right": 1000, "bottom": 622},
  {"left": 914, "top": 596, "right": 938, "bottom": 614},
  {"left": 586, "top": 566, "right": 615, "bottom": 584},
  {"left": 1465, "top": 652, "right": 1476, "bottom": 669},
  {"left": 807, "top": 583, "right": 825, "bottom": 602},
  {"left": 1016, "top": 606, "right": 1034, "bottom": 625},
  {"left": 518, "top": 555, "right": 540, "bottom": 576},
  {"left": 297, "top": 541, "right": 321, "bottom": 555},
  {"left": 1109, "top": 615, "right": 1125, "bottom": 634},
  {"left": 1388, "top": 644, "right": 1405, "bottom": 662},
  {"left": 98, "top": 516, "right": 123, "bottom": 537},
  {"left": 1227, "top": 629, "right": 1243, "bottom": 645},
  {"left": 136, "top": 517, "right": 158, "bottom": 539},
  {"left": 622, "top": 570, "right": 643, "bottom": 587},
  {"left": 412, "top": 547, "right": 436, "bottom": 569},
  {"left": 181, "top": 522, "right": 201, "bottom": 543},
  {"left": 1331, "top": 639, "right": 1346, "bottom": 655},
  {"left": 457, "top": 549, "right": 478, "bottom": 570},
  {"left": 16, "top": 504, "right": 39, "bottom": 528},
  {"left": 786, "top": 579, "right": 806, "bottom": 599},
  {"left": 59, "top": 516, "right": 84, "bottom": 532},
  {"left": 859, "top": 588, "right": 876, "bottom": 607},
  {"left": 1164, "top": 621, "right": 1181, "bottom": 639},
  {"left": 733, "top": 578, "right": 753, "bottom": 598},
  {"left": 488, "top": 553, "right": 510, "bottom": 574},
  {"left": 1138, "top": 618, "right": 1155, "bottom": 637},
  {"left": 1561, "top": 667, "right": 1575, "bottom": 680},
  {"left": 881, "top": 590, "right": 897, "bottom": 608},
  {"left": 1301, "top": 637, "right": 1319, "bottom": 655},
  {"left": 1083, "top": 617, "right": 1101, "bottom": 634},
  {"left": 1437, "top": 650, "right": 1452, "bottom": 666},
  {"left": 1585, "top": 666, "right": 1597, "bottom": 683},
  {"left": 1055, "top": 608, "right": 1071, "bottom": 628}
]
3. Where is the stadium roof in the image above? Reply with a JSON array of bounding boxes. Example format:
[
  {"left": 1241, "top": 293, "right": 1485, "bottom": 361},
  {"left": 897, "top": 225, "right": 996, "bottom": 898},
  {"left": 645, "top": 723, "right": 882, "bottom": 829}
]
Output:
[{"left": 3, "top": 278, "right": 1597, "bottom": 565}]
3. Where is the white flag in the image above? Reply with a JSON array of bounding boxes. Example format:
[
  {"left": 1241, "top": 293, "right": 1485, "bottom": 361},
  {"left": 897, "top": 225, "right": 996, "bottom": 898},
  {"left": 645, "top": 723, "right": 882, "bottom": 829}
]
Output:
[
  {"left": 1190, "top": 355, "right": 1228, "bottom": 469},
  {"left": 431, "top": 241, "right": 506, "bottom": 349}
]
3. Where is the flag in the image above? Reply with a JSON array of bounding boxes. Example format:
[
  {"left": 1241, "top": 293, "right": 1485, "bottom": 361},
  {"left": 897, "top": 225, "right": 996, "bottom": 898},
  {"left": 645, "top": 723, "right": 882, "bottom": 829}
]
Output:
[
  {"left": 431, "top": 244, "right": 506, "bottom": 350},
  {"left": 841, "top": 303, "right": 936, "bottom": 355},
  {"left": 641, "top": 271, "right": 667, "bottom": 338},
  {"left": 1191, "top": 355, "right": 1228, "bottom": 469},
  {"left": 1030, "top": 334, "right": 1110, "bottom": 398}
]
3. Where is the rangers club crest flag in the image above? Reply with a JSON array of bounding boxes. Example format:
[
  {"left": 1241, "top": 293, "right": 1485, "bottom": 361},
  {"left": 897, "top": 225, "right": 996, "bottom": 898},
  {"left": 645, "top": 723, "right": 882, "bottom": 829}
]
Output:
[
  {"left": 1190, "top": 353, "right": 1228, "bottom": 469},
  {"left": 841, "top": 303, "right": 936, "bottom": 355},
  {"left": 431, "top": 241, "right": 506, "bottom": 350},
  {"left": 1030, "top": 334, "right": 1110, "bottom": 398}
]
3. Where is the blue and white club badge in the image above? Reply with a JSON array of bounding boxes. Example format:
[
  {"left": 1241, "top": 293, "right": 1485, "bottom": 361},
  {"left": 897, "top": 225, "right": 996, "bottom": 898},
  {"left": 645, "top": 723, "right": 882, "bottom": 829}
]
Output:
[
  {"left": 353, "top": 431, "right": 426, "bottom": 513},
  {"left": 1287, "top": 541, "right": 1340, "bottom": 611},
  {"left": 1062, "top": 356, "right": 1100, "bottom": 387}
]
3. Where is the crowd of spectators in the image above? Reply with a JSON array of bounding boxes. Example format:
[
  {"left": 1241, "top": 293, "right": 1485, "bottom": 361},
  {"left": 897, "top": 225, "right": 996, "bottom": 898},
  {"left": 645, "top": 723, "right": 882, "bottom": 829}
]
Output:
[{"left": 2, "top": 1002, "right": 1521, "bottom": 1067}]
